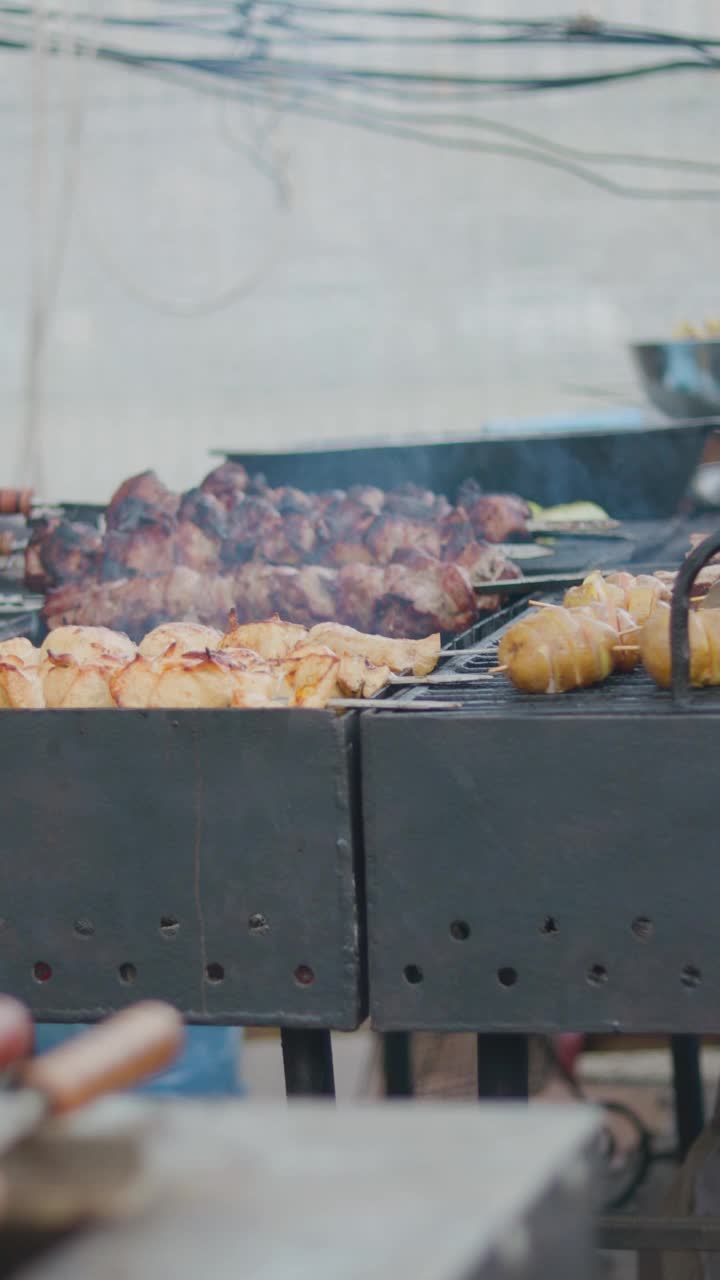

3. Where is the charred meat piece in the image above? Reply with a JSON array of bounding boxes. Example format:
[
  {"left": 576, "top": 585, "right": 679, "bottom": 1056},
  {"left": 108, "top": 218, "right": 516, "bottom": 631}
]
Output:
[
  {"left": 172, "top": 522, "right": 221, "bottom": 575},
  {"left": 374, "top": 562, "right": 477, "bottom": 637},
  {"left": 222, "top": 498, "right": 286, "bottom": 565},
  {"left": 364, "top": 513, "right": 442, "bottom": 565},
  {"left": 452, "top": 540, "right": 522, "bottom": 587},
  {"left": 200, "top": 462, "right": 249, "bottom": 508},
  {"left": 463, "top": 493, "right": 531, "bottom": 543},
  {"left": 101, "top": 528, "right": 176, "bottom": 581},
  {"left": 177, "top": 488, "right": 228, "bottom": 541},
  {"left": 25, "top": 518, "right": 103, "bottom": 591},
  {"left": 315, "top": 491, "right": 382, "bottom": 564},
  {"left": 335, "top": 564, "right": 386, "bottom": 632},
  {"left": 106, "top": 471, "right": 179, "bottom": 531},
  {"left": 383, "top": 483, "right": 451, "bottom": 521},
  {"left": 437, "top": 508, "right": 475, "bottom": 561}
]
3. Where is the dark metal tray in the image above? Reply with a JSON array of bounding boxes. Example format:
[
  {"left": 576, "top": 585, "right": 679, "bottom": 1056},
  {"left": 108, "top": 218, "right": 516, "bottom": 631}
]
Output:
[
  {"left": 217, "top": 416, "right": 716, "bottom": 518},
  {"left": 362, "top": 536, "right": 720, "bottom": 1034},
  {"left": 0, "top": 709, "right": 364, "bottom": 1029}
]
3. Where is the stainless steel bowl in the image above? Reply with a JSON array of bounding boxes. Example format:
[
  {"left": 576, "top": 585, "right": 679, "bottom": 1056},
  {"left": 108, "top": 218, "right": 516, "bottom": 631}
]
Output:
[{"left": 631, "top": 339, "right": 720, "bottom": 419}]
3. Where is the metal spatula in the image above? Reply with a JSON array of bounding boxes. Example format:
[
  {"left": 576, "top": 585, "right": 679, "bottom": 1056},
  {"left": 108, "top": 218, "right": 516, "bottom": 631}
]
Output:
[{"left": 0, "top": 1002, "right": 183, "bottom": 1158}]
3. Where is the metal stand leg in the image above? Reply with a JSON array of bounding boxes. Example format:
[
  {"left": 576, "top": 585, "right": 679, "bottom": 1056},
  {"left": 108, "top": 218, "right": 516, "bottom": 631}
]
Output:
[
  {"left": 281, "top": 1029, "right": 336, "bottom": 1098},
  {"left": 671, "top": 1034, "right": 704, "bottom": 1159},
  {"left": 477, "top": 1034, "right": 529, "bottom": 1099},
  {"left": 382, "top": 1032, "right": 414, "bottom": 1097}
]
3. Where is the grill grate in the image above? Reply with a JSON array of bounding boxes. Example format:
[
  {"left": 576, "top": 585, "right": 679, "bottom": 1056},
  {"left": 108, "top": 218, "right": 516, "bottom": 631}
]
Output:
[{"left": 387, "top": 599, "right": 720, "bottom": 716}]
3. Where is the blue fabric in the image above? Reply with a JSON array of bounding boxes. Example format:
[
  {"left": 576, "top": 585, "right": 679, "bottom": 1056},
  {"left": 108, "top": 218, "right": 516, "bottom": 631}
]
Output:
[{"left": 34, "top": 1024, "right": 244, "bottom": 1097}]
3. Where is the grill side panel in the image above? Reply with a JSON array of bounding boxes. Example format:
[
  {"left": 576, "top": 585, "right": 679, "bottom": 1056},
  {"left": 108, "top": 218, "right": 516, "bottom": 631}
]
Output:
[
  {"left": 0, "top": 709, "right": 363, "bottom": 1028},
  {"left": 363, "top": 712, "right": 720, "bottom": 1032}
]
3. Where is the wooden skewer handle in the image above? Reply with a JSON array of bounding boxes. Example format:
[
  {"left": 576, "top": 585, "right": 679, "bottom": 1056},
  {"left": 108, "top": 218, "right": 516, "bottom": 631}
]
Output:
[
  {"left": 0, "top": 998, "right": 34, "bottom": 1068},
  {"left": 17, "top": 1001, "right": 184, "bottom": 1114},
  {"left": 0, "top": 490, "right": 34, "bottom": 517}
]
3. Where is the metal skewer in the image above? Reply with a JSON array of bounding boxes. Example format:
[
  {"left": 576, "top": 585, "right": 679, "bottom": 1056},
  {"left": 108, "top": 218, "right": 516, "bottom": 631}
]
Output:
[
  {"left": 329, "top": 698, "right": 463, "bottom": 711},
  {"left": 388, "top": 673, "right": 494, "bottom": 685}
]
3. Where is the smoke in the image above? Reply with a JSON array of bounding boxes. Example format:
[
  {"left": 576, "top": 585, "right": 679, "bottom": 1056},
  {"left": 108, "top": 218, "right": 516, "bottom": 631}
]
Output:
[{"left": 222, "top": 421, "right": 710, "bottom": 520}]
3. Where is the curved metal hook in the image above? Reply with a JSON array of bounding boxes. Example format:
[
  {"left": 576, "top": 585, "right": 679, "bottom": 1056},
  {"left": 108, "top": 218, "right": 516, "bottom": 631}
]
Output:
[{"left": 670, "top": 527, "right": 720, "bottom": 702}]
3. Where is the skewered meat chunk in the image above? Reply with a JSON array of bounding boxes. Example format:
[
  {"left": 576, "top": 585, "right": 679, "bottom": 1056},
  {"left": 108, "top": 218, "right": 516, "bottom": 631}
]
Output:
[
  {"left": 364, "top": 513, "right": 442, "bottom": 565},
  {"left": 43, "top": 655, "right": 118, "bottom": 709},
  {"left": 106, "top": 471, "right": 179, "bottom": 532},
  {"left": 462, "top": 493, "right": 531, "bottom": 543},
  {"left": 172, "top": 522, "right": 221, "bottom": 575},
  {"left": 39, "top": 625, "right": 136, "bottom": 708},
  {"left": 40, "top": 625, "right": 136, "bottom": 669},
  {"left": 335, "top": 565, "right": 386, "bottom": 632},
  {"left": 101, "top": 528, "right": 176, "bottom": 581},
  {"left": 0, "top": 661, "right": 44, "bottom": 708},
  {"left": 177, "top": 488, "right": 228, "bottom": 542},
  {"left": 25, "top": 518, "right": 103, "bottom": 591},
  {"left": 200, "top": 462, "right": 249, "bottom": 509},
  {"left": 498, "top": 605, "right": 618, "bottom": 693},
  {"left": 374, "top": 562, "right": 476, "bottom": 636},
  {"left": 111, "top": 649, "right": 244, "bottom": 709},
  {"left": 308, "top": 622, "right": 440, "bottom": 677},
  {"left": 0, "top": 638, "right": 39, "bottom": 668},
  {"left": 640, "top": 601, "right": 720, "bottom": 689},
  {"left": 220, "top": 616, "right": 308, "bottom": 660},
  {"left": 279, "top": 647, "right": 341, "bottom": 708},
  {"left": 0, "top": 638, "right": 43, "bottom": 707},
  {"left": 383, "top": 484, "right": 450, "bottom": 520},
  {"left": 337, "top": 652, "right": 391, "bottom": 698},
  {"left": 139, "top": 623, "right": 223, "bottom": 659},
  {"left": 438, "top": 509, "right": 475, "bottom": 561}
]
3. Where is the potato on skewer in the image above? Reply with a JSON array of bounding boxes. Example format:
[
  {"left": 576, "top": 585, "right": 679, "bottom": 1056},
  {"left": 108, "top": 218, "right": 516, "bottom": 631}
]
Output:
[
  {"left": 640, "top": 601, "right": 720, "bottom": 689},
  {"left": 497, "top": 605, "right": 618, "bottom": 694}
]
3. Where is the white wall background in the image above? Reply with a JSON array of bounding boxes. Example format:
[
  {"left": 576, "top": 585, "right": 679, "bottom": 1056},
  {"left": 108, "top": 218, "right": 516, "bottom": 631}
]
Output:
[{"left": 2, "top": 0, "right": 720, "bottom": 500}]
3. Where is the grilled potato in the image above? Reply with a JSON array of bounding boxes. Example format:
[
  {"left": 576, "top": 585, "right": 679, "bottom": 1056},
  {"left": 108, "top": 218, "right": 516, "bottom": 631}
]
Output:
[{"left": 307, "top": 623, "right": 439, "bottom": 677}]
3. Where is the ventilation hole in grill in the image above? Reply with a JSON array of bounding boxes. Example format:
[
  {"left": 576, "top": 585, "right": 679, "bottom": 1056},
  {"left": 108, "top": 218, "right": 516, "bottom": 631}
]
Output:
[
  {"left": 587, "top": 964, "right": 608, "bottom": 987},
  {"left": 33, "top": 961, "right": 52, "bottom": 983},
  {"left": 248, "top": 913, "right": 269, "bottom": 935},
  {"left": 73, "top": 917, "right": 95, "bottom": 938},
  {"left": 294, "top": 964, "right": 315, "bottom": 987},
  {"left": 631, "top": 917, "right": 653, "bottom": 941},
  {"left": 159, "top": 915, "right": 179, "bottom": 939},
  {"left": 449, "top": 920, "right": 470, "bottom": 941},
  {"left": 118, "top": 963, "right": 137, "bottom": 985},
  {"left": 205, "top": 963, "right": 225, "bottom": 984},
  {"left": 681, "top": 965, "right": 702, "bottom": 990},
  {"left": 403, "top": 964, "right": 423, "bottom": 985},
  {"left": 540, "top": 916, "right": 559, "bottom": 936},
  {"left": 497, "top": 967, "right": 518, "bottom": 988}
]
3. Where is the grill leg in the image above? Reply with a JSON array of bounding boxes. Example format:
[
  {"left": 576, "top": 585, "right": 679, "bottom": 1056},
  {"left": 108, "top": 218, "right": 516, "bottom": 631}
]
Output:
[
  {"left": 382, "top": 1032, "right": 414, "bottom": 1097},
  {"left": 477, "top": 1034, "right": 529, "bottom": 1099},
  {"left": 281, "top": 1029, "right": 336, "bottom": 1099},
  {"left": 671, "top": 1034, "right": 704, "bottom": 1159}
]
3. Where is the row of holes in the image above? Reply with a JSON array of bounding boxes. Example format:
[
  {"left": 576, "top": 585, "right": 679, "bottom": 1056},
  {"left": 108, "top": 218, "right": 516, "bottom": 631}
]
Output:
[
  {"left": 70, "top": 913, "right": 271, "bottom": 940},
  {"left": 449, "top": 916, "right": 656, "bottom": 942},
  {"left": 32, "top": 960, "right": 315, "bottom": 987},
  {"left": 403, "top": 963, "right": 702, "bottom": 989}
]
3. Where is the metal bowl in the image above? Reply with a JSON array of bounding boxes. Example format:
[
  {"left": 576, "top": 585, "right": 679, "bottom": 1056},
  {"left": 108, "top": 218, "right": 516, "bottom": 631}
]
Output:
[{"left": 631, "top": 339, "right": 720, "bottom": 419}]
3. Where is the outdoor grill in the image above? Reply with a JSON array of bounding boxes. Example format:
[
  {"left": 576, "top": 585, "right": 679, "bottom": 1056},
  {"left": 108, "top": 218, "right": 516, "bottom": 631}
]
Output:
[
  {"left": 362, "top": 529, "right": 720, "bottom": 1161},
  {"left": 0, "top": 705, "right": 364, "bottom": 1096}
]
